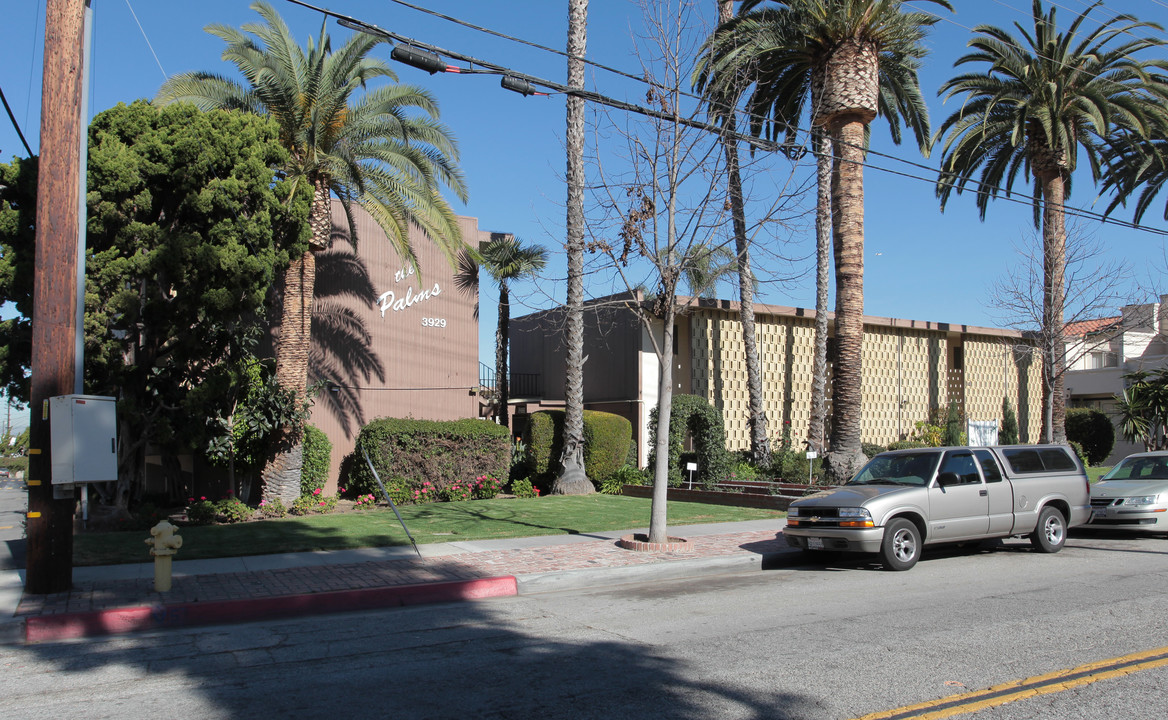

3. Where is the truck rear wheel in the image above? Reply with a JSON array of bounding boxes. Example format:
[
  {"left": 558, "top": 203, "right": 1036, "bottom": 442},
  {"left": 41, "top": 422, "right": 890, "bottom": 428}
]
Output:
[
  {"left": 880, "top": 518, "right": 920, "bottom": 571},
  {"left": 1030, "top": 506, "right": 1066, "bottom": 553}
]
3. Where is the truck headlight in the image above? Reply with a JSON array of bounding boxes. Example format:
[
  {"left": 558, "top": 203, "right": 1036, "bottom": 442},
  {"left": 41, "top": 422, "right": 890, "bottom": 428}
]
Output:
[{"left": 838, "top": 507, "right": 874, "bottom": 528}]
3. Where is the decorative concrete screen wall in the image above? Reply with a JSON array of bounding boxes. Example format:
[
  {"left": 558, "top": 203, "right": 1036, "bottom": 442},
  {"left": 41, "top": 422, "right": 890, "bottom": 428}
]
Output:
[
  {"left": 860, "top": 326, "right": 947, "bottom": 444},
  {"left": 689, "top": 309, "right": 819, "bottom": 449},
  {"left": 686, "top": 302, "right": 1043, "bottom": 452},
  {"left": 963, "top": 337, "right": 1043, "bottom": 443}
]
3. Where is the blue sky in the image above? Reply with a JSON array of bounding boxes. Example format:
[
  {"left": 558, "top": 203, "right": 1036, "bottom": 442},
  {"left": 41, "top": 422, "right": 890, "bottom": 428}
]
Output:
[{"left": 3, "top": 0, "right": 1166, "bottom": 392}]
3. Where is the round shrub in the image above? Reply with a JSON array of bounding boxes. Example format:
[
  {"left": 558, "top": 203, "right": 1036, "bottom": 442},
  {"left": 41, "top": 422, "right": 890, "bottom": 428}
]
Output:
[
  {"left": 300, "top": 425, "right": 332, "bottom": 498},
  {"left": 1065, "top": 407, "right": 1114, "bottom": 466},
  {"left": 522, "top": 409, "right": 633, "bottom": 486}
]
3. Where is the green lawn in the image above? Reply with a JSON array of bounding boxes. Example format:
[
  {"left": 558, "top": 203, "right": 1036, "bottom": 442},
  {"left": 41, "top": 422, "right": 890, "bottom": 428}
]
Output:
[
  {"left": 76, "top": 495, "right": 784, "bottom": 566},
  {"left": 1088, "top": 466, "right": 1112, "bottom": 483}
]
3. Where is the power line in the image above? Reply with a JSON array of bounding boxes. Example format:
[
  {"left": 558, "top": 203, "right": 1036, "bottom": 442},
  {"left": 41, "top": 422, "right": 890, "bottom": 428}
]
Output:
[
  {"left": 0, "top": 83, "right": 34, "bottom": 157},
  {"left": 281, "top": 0, "right": 1166, "bottom": 237},
  {"left": 283, "top": 0, "right": 789, "bottom": 153}
]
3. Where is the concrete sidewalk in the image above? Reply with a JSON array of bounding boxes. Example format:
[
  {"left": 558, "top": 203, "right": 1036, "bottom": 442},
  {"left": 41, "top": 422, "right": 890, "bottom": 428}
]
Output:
[{"left": 0, "top": 519, "right": 798, "bottom": 646}]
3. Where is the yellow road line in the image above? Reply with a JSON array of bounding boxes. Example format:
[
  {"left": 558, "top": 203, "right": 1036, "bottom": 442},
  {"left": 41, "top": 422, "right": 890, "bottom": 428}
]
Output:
[{"left": 852, "top": 645, "right": 1168, "bottom": 720}]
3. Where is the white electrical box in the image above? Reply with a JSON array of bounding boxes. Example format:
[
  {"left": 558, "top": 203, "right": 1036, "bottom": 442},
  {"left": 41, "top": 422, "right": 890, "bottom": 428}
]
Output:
[{"left": 50, "top": 394, "right": 118, "bottom": 485}]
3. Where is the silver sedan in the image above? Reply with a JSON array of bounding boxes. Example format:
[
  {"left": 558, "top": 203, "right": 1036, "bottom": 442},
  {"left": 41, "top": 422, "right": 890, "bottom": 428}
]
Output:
[{"left": 1089, "top": 451, "right": 1168, "bottom": 532}]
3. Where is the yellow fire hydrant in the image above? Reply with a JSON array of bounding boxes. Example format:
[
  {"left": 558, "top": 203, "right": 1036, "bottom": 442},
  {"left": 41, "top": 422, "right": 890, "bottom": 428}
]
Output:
[{"left": 146, "top": 520, "right": 182, "bottom": 592}]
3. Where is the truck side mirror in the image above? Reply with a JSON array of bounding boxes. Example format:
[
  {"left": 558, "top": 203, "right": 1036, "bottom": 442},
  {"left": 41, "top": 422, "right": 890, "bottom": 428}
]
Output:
[{"left": 936, "top": 471, "right": 960, "bottom": 487}]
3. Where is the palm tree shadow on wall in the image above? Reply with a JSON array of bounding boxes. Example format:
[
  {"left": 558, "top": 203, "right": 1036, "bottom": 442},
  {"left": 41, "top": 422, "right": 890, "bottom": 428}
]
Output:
[{"left": 309, "top": 247, "right": 386, "bottom": 438}]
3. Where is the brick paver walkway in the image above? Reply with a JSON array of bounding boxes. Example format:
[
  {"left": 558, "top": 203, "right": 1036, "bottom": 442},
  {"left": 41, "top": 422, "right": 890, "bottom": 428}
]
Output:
[{"left": 16, "top": 529, "right": 786, "bottom": 618}]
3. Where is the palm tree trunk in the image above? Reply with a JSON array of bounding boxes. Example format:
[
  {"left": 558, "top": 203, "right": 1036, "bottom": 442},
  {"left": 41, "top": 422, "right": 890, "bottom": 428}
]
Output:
[
  {"left": 1041, "top": 172, "right": 1068, "bottom": 444},
  {"left": 496, "top": 281, "right": 511, "bottom": 430},
  {"left": 717, "top": 0, "right": 771, "bottom": 471},
  {"left": 824, "top": 118, "right": 868, "bottom": 481},
  {"left": 808, "top": 128, "right": 832, "bottom": 454},
  {"left": 262, "top": 180, "right": 329, "bottom": 504},
  {"left": 552, "top": 0, "right": 593, "bottom": 494}
]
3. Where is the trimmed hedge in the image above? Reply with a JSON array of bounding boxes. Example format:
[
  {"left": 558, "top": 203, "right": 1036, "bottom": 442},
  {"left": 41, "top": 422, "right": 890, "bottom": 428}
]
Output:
[
  {"left": 300, "top": 425, "right": 332, "bottom": 497},
  {"left": 343, "top": 417, "right": 510, "bottom": 499},
  {"left": 1065, "top": 407, "right": 1114, "bottom": 466},
  {"left": 647, "top": 394, "right": 732, "bottom": 488},
  {"left": 523, "top": 409, "right": 633, "bottom": 486}
]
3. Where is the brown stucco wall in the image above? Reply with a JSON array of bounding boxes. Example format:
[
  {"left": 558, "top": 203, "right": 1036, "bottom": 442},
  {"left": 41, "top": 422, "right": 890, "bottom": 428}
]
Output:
[{"left": 307, "top": 202, "right": 486, "bottom": 488}]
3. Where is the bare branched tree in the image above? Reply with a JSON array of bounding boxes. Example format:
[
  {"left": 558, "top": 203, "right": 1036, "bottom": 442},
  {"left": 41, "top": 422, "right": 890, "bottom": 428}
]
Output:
[
  {"left": 990, "top": 222, "right": 1141, "bottom": 431},
  {"left": 585, "top": 0, "right": 802, "bottom": 543}
]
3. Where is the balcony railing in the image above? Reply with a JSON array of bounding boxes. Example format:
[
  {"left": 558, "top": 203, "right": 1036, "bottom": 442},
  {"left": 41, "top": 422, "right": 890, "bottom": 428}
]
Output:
[{"left": 478, "top": 362, "right": 542, "bottom": 399}]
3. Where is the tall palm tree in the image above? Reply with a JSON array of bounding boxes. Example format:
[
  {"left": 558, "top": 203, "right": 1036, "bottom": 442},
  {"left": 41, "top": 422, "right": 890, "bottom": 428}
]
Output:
[
  {"left": 552, "top": 0, "right": 594, "bottom": 495},
  {"left": 706, "top": 0, "right": 771, "bottom": 469},
  {"left": 157, "top": 1, "right": 467, "bottom": 503},
  {"left": 935, "top": 0, "right": 1168, "bottom": 444},
  {"left": 697, "top": 0, "right": 948, "bottom": 480},
  {"left": 480, "top": 235, "right": 548, "bottom": 431}
]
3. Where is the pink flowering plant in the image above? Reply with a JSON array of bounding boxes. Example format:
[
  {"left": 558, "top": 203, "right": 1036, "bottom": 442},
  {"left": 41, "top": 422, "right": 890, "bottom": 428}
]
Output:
[
  {"left": 290, "top": 488, "right": 338, "bottom": 515},
  {"left": 471, "top": 475, "right": 503, "bottom": 500},
  {"left": 257, "top": 497, "right": 288, "bottom": 519},
  {"left": 441, "top": 482, "right": 474, "bottom": 502},
  {"left": 411, "top": 481, "right": 437, "bottom": 505},
  {"left": 353, "top": 493, "right": 377, "bottom": 509}
]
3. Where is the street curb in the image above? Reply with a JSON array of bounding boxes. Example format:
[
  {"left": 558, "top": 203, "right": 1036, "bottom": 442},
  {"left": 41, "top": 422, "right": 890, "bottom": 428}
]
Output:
[
  {"left": 517, "top": 549, "right": 804, "bottom": 594},
  {"left": 22, "top": 575, "right": 518, "bottom": 644}
]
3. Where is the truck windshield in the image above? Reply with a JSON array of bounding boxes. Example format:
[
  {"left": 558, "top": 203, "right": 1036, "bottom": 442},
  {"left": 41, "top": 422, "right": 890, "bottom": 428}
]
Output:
[{"left": 847, "top": 452, "right": 941, "bottom": 487}]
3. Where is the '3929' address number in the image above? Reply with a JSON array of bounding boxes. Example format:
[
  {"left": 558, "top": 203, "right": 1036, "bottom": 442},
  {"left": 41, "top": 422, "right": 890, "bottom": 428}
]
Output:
[{"left": 422, "top": 317, "right": 447, "bottom": 328}]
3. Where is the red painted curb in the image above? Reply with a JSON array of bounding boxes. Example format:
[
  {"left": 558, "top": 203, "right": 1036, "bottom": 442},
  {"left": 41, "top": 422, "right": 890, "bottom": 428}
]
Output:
[{"left": 24, "top": 575, "right": 518, "bottom": 644}]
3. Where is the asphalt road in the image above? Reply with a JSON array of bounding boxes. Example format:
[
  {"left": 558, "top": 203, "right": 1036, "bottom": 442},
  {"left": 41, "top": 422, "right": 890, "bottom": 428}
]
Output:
[
  {"left": 0, "top": 479, "right": 26, "bottom": 571},
  {"left": 1, "top": 528, "right": 1165, "bottom": 719}
]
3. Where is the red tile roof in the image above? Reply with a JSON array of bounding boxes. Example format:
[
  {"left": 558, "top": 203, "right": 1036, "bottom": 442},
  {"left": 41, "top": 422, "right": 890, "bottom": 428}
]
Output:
[{"left": 1064, "top": 316, "right": 1121, "bottom": 338}]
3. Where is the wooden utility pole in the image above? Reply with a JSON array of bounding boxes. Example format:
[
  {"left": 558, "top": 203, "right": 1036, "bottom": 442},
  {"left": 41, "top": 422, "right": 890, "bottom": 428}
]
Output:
[{"left": 26, "top": 0, "right": 88, "bottom": 594}]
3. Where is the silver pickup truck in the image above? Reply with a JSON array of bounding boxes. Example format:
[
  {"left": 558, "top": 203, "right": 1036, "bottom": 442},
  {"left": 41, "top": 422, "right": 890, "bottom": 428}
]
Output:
[{"left": 783, "top": 445, "right": 1091, "bottom": 571}]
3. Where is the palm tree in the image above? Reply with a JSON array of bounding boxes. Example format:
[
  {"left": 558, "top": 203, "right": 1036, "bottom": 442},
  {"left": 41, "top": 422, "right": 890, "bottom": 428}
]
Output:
[
  {"left": 706, "top": 0, "right": 771, "bottom": 469},
  {"left": 1101, "top": 130, "right": 1168, "bottom": 226},
  {"left": 479, "top": 235, "right": 548, "bottom": 431},
  {"left": 697, "top": 0, "right": 948, "bottom": 480},
  {"left": 157, "top": 1, "right": 467, "bottom": 503},
  {"left": 935, "top": 0, "right": 1168, "bottom": 444},
  {"left": 552, "top": 0, "right": 594, "bottom": 495}
]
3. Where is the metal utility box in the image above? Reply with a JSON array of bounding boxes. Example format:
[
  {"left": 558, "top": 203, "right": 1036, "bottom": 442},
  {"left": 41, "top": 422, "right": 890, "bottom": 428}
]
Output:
[{"left": 50, "top": 394, "right": 118, "bottom": 485}]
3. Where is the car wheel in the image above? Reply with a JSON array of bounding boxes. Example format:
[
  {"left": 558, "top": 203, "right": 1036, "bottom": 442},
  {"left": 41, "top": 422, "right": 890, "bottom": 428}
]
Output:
[
  {"left": 880, "top": 518, "right": 920, "bottom": 571},
  {"left": 1030, "top": 506, "right": 1066, "bottom": 553}
]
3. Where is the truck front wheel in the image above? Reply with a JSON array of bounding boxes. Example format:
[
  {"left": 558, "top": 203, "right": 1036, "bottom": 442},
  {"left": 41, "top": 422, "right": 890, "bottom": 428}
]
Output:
[
  {"left": 1030, "top": 506, "right": 1066, "bottom": 553},
  {"left": 880, "top": 518, "right": 921, "bottom": 571}
]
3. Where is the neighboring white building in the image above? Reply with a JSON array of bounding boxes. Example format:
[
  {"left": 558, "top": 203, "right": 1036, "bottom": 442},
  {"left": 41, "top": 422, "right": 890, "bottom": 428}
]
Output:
[{"left": 1065, "top": 297, "right": 1168, "bottom": 464}]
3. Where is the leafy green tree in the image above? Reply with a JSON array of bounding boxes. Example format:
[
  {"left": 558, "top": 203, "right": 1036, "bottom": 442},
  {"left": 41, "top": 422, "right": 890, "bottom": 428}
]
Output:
[
  {"left": 935, "top": 0, "right": 1168, "bottom": 445},
  {"left": 695, "top": 0, "right": 949, "bottom": 482},
  {"left": 1, "top": 101, "right": 310, "bottom": 510},
  {"left": 478, "top": 235, "right": 548, "bottom": 431},
  {"left": 202, "top": 353, "right": 312, "bottom": 502},
  {"left": 157, "top": 0, "right": 468, "bottom": 504},
  {"left": 943, "top": 400, "right": 963, "bottom": 446},
  {"left": 0, "top": 156, "right": 36, "bottom": 404},
  {"left": 1001, "top": 397, "right": 1019, "bottom": 445},
  {"left": 1065, "top": 407, "right": 1114, "bottom": 465}
]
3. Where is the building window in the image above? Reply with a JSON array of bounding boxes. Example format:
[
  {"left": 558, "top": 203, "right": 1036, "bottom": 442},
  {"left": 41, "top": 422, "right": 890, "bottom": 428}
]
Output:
[
  {"left": 1084, "top": 351, "right": 1118, "bottom": 370},
  {"left": 952, "top": 347, "right": 964, "bottom": 371}
]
